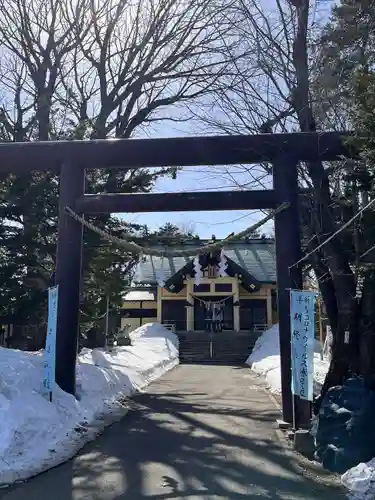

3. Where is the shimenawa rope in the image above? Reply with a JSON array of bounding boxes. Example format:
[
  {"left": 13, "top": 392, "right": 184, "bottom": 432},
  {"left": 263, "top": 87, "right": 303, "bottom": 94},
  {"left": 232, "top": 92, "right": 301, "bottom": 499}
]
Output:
[{"left": 65, "top": 202, "right": 289, "bottom": 258}]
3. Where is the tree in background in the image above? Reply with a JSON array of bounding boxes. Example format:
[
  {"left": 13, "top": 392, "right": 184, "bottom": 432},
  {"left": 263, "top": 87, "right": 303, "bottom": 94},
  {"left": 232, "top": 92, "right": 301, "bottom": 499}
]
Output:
[
  {"left": 195, "top": 0, "right": 375, "bottom": 398},
  {"left": 313, "top": 0, "right": 375, "bottom": 388},
  {"left": 0, "top": 0, "right": 235, "bottom": 343},
  {"left": 154, "top": 222, "right": 198, "bottom": 242}
]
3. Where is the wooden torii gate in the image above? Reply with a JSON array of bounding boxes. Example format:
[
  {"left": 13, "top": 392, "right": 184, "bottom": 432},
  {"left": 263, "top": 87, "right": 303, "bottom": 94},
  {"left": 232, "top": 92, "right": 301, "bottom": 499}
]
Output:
[{"left": 0, "top": 132, "right": 354, "bottom": 426}]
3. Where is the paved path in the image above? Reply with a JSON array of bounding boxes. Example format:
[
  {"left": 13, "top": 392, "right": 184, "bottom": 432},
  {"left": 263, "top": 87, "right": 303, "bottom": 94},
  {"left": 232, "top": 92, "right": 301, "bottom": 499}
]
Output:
[{"left": 1, "top": 365, "right": 345, "bottom": 500}]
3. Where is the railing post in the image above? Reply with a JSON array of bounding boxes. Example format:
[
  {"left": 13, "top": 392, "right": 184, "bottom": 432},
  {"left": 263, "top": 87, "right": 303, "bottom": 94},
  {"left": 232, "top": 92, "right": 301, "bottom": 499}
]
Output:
[
  {"left": 55, "top": 163, "right": 85, "bottom": 395},
  {"left": 273, "top": 154, "right": 311, "bottom": 426}
]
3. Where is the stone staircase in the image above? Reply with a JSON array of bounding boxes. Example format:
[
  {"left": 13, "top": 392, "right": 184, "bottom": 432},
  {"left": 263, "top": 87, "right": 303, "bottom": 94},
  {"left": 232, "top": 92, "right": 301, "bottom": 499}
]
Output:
[
  {"left": 177, "top": 330, "right": 262, "bottom": 364},
  {"left": 177, "top": 332, "right": 211, "bottom": 363}
]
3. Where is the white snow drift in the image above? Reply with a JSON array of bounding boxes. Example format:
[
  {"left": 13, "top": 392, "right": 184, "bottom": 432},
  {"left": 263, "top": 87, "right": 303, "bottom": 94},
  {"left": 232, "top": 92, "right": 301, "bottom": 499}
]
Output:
[
  {"left": 0, "top": 322, "right": 178, "bottom": 486},
  {"left": 342, "top": 458, "right": 375, "bottom": 500},
  {"left": 246, "top": 323, "right": 329, "bottom": 396}
]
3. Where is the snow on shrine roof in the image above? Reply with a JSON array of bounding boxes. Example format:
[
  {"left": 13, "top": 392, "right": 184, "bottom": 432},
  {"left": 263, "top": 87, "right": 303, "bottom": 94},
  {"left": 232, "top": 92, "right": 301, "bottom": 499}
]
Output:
[
  {"left": 123, "top": 289, "right": 157, "bottom": 301},
  {"left": 133, "top": 239, "right": 276, "bottom": 284}
]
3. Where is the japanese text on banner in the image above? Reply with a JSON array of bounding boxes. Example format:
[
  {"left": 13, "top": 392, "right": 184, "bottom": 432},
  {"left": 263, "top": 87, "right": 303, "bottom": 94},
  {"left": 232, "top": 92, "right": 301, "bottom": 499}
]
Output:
[
  {"left": 290, "top": 290, "right": 317, "bottom": 402},
  {"left": 43, "top": 285, "right": 59, "bottom": 401}
]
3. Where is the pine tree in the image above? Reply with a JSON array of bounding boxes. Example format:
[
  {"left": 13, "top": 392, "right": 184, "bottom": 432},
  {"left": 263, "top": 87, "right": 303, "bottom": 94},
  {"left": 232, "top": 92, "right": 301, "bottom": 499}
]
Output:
[
  {"left": 0, "top": 0, "right": 232, "bottom": 345},
  {"left": 313, "top": 0, "right": 375, "bottom": 389}
]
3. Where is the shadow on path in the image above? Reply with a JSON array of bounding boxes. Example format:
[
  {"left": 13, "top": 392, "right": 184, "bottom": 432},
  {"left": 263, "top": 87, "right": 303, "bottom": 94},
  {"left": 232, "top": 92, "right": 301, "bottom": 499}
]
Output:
[{"left": 1, "top": 365, "right": 345, "bottom": 500}]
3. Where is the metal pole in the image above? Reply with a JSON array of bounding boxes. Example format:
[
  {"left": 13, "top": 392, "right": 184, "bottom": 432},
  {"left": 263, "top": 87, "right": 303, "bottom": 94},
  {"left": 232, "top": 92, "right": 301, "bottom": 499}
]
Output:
[
  {"left": 55, "top": 163, "right": 85, "bottom": 395},
  {"left": 273, "top": 154, "right": 310, "bottom": 426},
  {"left": 105, "top": 294, "right": 110, "bottom": 348},
  {"left": 318, "top": 296, "right": 324, "bottom": 358}
]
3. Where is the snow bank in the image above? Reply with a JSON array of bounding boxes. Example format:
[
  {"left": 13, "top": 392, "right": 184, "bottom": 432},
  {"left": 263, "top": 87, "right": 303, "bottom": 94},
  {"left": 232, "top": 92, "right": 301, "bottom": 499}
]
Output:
[
  {"left": 0, "top": 322, "right": 178, "bottom": 485},
  {"left": 342, "top": 458, "right": 375, "bottom": 500},
  {"left": 246, "top": 324, "right": 329, "bottom": 396}
]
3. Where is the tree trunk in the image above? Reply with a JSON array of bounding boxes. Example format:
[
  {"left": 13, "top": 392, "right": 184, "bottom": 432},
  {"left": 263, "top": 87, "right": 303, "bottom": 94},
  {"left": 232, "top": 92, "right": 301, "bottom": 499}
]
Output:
[
  {"left": 300, "top": 202, "right": 339, "bottom": 334},
  {"left": 321, "top": 314, "right": 357, "bottom": 392},
  {"left": 313, "top": 255, "right": 338, "bottom": 333},
  {"left": 291, "top": 0, "right": 358, "bottom": 400}
]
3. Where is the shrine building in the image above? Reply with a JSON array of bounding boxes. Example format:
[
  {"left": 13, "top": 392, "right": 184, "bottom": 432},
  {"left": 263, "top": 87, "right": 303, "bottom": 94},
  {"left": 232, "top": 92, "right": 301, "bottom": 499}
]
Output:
[{"left": 121, "top": 239, "right": 278, "bottom": 339}]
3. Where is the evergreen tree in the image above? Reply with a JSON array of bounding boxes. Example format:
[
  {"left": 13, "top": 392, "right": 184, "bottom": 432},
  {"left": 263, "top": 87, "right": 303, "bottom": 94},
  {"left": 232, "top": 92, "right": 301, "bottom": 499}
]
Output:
[
  {"left": 313, "top": 0, "right": 375, "bottom": 388},
  {"left": 0, "top": 0, "right": 233, "bottom": 345},
  {"left": 155, "top": 223, "right": 198, "bottom": 243}
]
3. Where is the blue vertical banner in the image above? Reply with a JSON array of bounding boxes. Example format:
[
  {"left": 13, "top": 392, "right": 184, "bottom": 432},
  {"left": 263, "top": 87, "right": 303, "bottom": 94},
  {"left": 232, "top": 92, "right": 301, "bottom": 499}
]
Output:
[
  {"left": 290, "top": 290, "right": 318, "bottom": 401},
  {"left": 43, "top": 285, "right": 59, "bottom": 401}
]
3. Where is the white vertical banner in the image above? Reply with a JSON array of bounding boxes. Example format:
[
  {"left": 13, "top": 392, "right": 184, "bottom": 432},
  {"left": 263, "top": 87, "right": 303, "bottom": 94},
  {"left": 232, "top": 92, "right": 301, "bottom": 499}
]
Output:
[
  {"left": 43, "top": 285, "right": 59, "bottom": 401},
  {"left": 290, "top": 289, "right": 318, "bottom": 402}
]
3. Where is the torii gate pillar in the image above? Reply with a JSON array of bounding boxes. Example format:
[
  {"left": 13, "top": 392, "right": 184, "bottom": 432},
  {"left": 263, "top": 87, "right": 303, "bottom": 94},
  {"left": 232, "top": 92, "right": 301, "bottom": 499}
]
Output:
[
  {"left": 55, "top": 164, "right": 85, "bottom": 395},
  {"left": 273, "top": 154, "right": 311, "bottom": 426}
]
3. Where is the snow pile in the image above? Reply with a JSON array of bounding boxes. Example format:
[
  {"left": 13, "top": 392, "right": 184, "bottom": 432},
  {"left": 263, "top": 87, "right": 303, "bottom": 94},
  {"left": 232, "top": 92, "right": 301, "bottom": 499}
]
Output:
[
  {"left": 246, "top": 324, "right": 329, "bottom": 395},
  {"left": 0, "top": 322, "right": 178, "bottom": 485},
  {"left": 342, "top": 459, "right": 375, "bottom": 500}
]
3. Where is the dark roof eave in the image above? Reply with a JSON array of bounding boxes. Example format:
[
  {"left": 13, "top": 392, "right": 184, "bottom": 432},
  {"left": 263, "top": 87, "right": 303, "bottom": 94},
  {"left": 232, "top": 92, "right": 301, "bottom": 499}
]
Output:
[
  {"left": 256, "top": 280, "right": 277, "bottom": 285},
  {"left": 134, "top": 279, "right": 277, "bottom": 285}
]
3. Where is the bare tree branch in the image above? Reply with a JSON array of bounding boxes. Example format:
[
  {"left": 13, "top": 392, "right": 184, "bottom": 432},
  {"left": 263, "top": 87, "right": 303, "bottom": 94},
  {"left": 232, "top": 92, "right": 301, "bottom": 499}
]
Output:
[{"left": 59, "top": 0, "right": 236, "bottom": 140}]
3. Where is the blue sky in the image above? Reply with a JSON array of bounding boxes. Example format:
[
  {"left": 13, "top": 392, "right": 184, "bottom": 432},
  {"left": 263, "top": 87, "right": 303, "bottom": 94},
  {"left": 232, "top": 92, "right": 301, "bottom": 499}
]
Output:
[
  {"left": 119, "top": 118, "right": 275, "bottom": 239},
  {"left": 124, "top": 168, "right": 274, "bottom": 240},
  {"left": 118, "top": 1, "right": 333, "bottom": 239}
]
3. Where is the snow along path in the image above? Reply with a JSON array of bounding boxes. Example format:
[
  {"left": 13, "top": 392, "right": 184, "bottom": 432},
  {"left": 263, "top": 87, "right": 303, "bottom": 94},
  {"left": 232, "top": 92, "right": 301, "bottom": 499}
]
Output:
[
  {"left": 246, "top": 324, "right": 329, "bottom": 397},
  {"left": 0, "top": 323, "right": 178, "bottom": 486},
  {"left": 0, "top": 365, "right": 345, "bottom": 500}
]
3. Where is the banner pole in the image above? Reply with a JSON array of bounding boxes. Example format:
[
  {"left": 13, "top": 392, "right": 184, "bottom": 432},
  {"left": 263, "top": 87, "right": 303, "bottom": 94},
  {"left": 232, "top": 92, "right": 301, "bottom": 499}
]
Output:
[
  {"left": 290, "top": 289, "right": 298, "bottom": 431},
  {"left": 43, "top": 285, "right": 59, "bottom": 403},
  {"left": 290, "top": 289, "right": 316, "bottom": 427}
]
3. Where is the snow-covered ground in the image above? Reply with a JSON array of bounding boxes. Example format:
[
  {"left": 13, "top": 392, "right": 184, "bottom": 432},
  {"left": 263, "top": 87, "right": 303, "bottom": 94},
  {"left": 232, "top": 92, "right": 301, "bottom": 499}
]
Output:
[
  {"left": 342, "top": 459, "right": 375, "bottom": 500},
  {"left": 246, "top": 324, "right": 375, "bottom": 500},
  {"left": 0, "top": 322, "right": 178, "bottom": 486},
  {"left": 246, "top": 324, "right": 329, "bottom": 396}
]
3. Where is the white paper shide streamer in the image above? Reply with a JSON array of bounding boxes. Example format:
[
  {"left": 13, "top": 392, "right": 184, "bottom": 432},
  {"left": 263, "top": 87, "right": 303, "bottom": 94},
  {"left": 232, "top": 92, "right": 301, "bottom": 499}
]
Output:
[
  {"left": 137, "top": 252, "right": 144, "bottom": 282},
  {"left": 218, "top": 249, "right": 228, "bottom": 277},
  {"left": 193, "top": 255, "right": 203, "bottom": 286},
  {"left": 157, "top": 256, "right": 166, "bottom": 288}
]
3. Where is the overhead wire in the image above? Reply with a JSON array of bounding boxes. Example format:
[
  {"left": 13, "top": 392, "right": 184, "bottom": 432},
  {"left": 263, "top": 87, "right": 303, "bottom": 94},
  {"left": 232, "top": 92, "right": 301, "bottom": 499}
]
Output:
[{"left": 289, "top": 197, "right": 375, "bottom": 270}]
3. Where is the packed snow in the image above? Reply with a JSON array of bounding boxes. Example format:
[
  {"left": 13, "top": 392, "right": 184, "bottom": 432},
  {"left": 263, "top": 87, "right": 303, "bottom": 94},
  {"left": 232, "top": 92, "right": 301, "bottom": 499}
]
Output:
[
  {"left": 0, "top": 322, "right": 178, "bottom": 486},
  {"left": 246, "top": 324, "right": 329, "bottom": 396},
  {"left": 342, "top": 459, "right": 375, "bottom": 500}
]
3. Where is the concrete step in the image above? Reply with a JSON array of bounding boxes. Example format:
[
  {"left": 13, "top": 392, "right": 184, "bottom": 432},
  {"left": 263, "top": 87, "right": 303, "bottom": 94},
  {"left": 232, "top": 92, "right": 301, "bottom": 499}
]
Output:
[{"left": 177, "top": 331, "right": 258, "bottom": 364}]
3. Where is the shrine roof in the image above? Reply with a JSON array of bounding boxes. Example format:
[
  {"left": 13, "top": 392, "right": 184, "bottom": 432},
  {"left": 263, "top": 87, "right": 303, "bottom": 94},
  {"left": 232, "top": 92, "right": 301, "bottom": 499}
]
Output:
[{"left": 133, "top": 239, "right": 276, "bottom": 285}]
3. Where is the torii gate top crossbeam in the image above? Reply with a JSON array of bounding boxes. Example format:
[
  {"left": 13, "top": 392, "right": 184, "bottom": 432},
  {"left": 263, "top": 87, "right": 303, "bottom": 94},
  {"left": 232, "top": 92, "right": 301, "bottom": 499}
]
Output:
[
  {"left": 0, "top": 131, "right": 355, "bottom": 173},
  {"left": 48, "top": 130, "right": 357, "bottom": 424}
]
